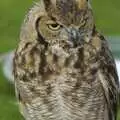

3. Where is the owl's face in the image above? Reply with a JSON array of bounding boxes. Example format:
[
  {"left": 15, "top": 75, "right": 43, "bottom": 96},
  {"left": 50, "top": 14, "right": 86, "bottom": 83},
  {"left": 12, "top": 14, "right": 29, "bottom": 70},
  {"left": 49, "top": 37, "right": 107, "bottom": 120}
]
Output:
[{"left": 36, "top": 0, "right": 94, "bottom": 48}]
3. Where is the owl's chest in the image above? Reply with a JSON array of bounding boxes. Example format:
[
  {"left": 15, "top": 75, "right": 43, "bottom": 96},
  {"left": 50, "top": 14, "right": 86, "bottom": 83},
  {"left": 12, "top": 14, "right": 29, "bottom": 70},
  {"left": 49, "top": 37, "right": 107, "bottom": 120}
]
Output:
[
  {"left": 17, "top": 45, "right": 80, "bottom": 76},
  {"left": 16, "top": 43, "right": 99, "bottom": 82},
  {"left": 16, "top": 44, "right": 105, "bottom": 120},
  {"left": 17, "top": 43, "right": 101, "bottom": 97}
]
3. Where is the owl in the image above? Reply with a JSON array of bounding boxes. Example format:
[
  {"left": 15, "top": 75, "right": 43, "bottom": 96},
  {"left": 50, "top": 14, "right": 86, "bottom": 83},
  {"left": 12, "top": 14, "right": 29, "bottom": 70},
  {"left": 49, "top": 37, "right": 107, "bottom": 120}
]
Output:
[{"left": 13, "top": 0, "right": 119, "bottom": 120}]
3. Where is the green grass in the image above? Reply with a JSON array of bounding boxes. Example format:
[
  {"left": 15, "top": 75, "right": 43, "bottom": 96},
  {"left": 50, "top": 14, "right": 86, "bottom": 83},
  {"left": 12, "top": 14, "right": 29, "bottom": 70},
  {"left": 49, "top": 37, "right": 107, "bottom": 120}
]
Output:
[
  {"left": 92, "top": 0, "right": 120, "bottom": 35},
  {"left": 0, "top": 63, "right": 23, "bottom": 120},
  {"left": 0, "top": 0, "right": 120, "bottom": 120}
]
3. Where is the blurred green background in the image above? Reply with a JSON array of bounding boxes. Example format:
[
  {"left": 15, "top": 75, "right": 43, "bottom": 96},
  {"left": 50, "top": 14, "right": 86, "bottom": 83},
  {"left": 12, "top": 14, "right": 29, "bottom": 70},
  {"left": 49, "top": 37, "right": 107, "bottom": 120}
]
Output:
[{"left": 0, "top": 0, "right": 120, "bottom": 120}]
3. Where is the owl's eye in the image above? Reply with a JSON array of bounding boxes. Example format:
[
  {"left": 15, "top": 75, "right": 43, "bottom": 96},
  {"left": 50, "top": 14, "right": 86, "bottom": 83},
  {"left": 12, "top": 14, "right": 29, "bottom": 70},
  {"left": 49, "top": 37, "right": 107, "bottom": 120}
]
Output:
[{"left": 47, "top": 23, "right": 61, "bottom": 31}]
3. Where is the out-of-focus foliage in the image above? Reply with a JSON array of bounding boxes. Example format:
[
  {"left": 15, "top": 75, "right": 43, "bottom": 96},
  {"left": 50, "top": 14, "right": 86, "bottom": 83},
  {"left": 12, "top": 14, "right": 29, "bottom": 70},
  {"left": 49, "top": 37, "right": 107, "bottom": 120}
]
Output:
[
  {"left": 92, "top": 0, "right": 120, "bottom": 35},
  {"left": 0, "top": 0, "right": 33, "bottom": 53}
]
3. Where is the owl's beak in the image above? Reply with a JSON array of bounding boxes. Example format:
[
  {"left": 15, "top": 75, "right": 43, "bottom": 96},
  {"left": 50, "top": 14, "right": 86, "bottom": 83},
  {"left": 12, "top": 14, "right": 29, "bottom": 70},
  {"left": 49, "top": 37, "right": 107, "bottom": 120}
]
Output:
[
  {"left": 70, "top": 28, "right": 78, "bottom": 40},
  {"left": 67, "top": 27, "right": 82, "bottom": 45}
]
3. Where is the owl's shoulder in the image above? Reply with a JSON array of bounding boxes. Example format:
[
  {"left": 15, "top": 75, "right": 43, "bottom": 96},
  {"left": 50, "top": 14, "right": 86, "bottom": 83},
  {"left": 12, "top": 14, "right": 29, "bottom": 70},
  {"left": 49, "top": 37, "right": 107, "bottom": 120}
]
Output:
[{"left": 94, "top": 31, "right": 119, "bottom": 120}]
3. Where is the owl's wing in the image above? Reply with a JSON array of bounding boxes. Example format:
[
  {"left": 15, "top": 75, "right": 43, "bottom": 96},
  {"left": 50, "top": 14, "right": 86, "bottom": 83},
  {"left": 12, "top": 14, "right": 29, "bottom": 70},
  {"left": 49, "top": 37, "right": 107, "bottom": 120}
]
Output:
[
  {"left": 98, "top": 35, "right": 119, "bottom": 120},
  {"left": 14, "top": 80, "right": 28, "bottom": 119}
]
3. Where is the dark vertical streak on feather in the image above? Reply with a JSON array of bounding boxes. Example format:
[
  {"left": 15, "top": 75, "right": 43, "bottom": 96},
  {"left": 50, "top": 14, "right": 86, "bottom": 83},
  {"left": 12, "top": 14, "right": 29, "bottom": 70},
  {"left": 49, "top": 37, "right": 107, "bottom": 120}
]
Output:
[
  {"left": 22, "top": 75, "right": 29, "bottom": 82},
  {"left": 91, "top": 25, "right": 96, "bottom": 36},
  {"left": 64, "top": 55, "right": 73, "bottom": 67},
  {"left": 43, "top": 0, "right": 51, "bottom": 11},
  {"left": 74, "top": 47, "right": 84, "bottom": 72},
  {"left": 35, "top": 17, "right": 49, "bottom": 48},
  {"left": 35, "top": 17, "right": 49, "bottom": 76},
  {"left": 39, "top": 48, "right": 47, "bottom": 75},
  {"left": 64, "top": 57, "right": 71, "bottom": 67},
  {"left": 53, "top": 54, "right": 58, "bottom": 63}
]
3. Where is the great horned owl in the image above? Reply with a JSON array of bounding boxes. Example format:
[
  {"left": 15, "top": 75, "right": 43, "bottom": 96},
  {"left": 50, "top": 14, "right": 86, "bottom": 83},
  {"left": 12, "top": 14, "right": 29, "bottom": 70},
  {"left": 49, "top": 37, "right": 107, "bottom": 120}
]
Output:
[{"left": 13, "top": 0, "right": 119, "bottom": 120}]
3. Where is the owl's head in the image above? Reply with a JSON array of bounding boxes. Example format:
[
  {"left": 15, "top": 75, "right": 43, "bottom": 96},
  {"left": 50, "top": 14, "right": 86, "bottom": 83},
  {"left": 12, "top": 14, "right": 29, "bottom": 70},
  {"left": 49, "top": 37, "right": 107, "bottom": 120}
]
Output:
[{"left": 21, "top": 0, "right": 94, "bottom": 48}]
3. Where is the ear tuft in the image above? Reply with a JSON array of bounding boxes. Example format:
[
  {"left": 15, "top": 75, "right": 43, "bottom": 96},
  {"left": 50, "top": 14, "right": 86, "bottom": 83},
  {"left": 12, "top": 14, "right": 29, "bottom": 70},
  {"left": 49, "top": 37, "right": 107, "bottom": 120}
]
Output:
[
  {"left": 43, "top": 0, "right": 51, "bottom": 10},
  {"left": 76, "top": 0, "right": 88, "bottom": 9},
  {"left": 76, "top": 0, "right": 92, "bottom": 9},
  {"left": 43, "top": 0, "right": 51, "bottom": 5}
]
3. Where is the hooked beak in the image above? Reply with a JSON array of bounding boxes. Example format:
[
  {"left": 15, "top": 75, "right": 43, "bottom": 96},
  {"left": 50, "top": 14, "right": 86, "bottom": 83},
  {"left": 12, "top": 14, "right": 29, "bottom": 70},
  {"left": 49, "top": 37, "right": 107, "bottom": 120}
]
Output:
[
  {"left": 68, "top": 28, "right": 79, "bottom": 40},
  {"left": 67, "top": 27, "right": 83, "bottom": 47}
]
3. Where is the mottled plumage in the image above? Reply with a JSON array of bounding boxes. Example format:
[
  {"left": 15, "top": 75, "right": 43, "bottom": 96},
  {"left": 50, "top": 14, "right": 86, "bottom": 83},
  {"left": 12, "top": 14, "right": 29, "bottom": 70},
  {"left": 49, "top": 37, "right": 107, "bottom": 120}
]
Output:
[{"left": 13, "top": 0, "right": 119, "bottom": 120}]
